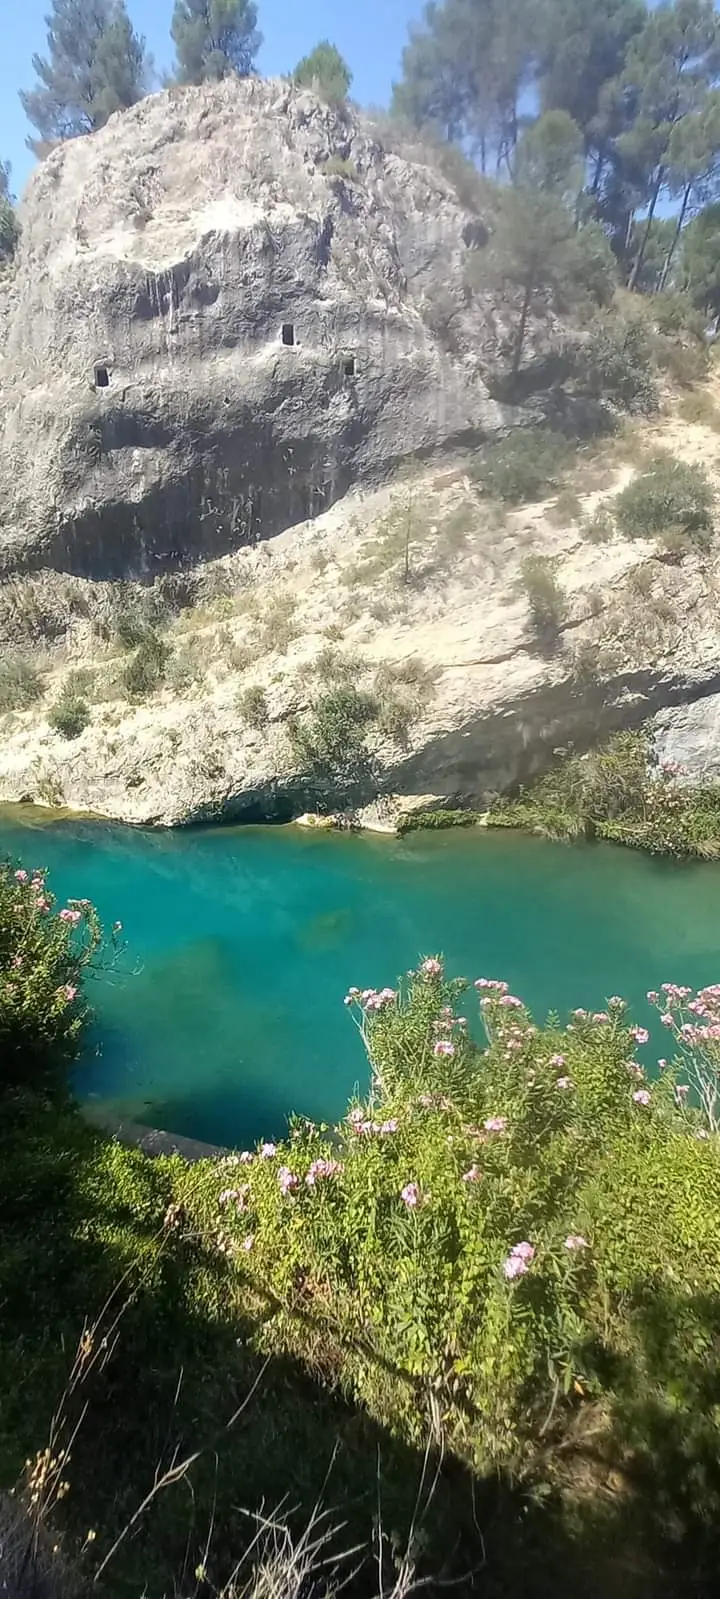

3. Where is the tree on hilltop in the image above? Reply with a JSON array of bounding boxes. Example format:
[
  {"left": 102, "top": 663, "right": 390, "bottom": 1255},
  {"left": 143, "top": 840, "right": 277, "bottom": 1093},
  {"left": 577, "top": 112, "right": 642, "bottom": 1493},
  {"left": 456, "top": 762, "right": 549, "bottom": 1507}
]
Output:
[
  {"left": 0, "top": 161, "right": 20, "bottom": 261},
  {"left": 293, "top": 41, "right": 352, "bottom": 104},
  {"left": 20, "top": 0, "right": 150, "bottom": 149},
  {"left": 171, "top": 0, "right": 262, "bottom": 84}
]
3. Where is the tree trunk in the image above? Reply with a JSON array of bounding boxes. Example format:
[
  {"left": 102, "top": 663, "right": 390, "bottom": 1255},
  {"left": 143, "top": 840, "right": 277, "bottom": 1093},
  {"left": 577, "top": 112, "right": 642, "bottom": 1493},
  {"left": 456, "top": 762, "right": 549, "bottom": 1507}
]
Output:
[
  {"left": 591, "top": 149, "right": 605, "bottom": 197},
  {"left": 512, "top": 279, "right": 533, "bottom": 377},
  {"left": 628, "top": 166, "right": 666, "bottom": 292},
  {"left": 657, "top": 181, "right": 692, "bottom": 294}
]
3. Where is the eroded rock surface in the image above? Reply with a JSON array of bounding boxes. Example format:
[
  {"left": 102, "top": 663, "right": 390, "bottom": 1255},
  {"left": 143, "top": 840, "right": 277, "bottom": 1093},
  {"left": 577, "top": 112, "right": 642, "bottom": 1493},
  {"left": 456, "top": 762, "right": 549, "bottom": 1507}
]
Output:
[{"left": 0, "top": 78, "right": 506, "bottom": 580}]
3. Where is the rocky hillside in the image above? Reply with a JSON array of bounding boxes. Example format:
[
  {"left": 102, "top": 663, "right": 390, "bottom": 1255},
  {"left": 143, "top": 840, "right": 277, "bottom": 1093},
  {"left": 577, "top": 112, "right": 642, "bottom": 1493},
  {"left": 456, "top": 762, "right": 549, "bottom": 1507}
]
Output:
[
  {"left": 1, "top": 80, "right": 720, "bottom": 828},
  {"left": 0, "top": 77, "right": 511, "bottom": 580}
]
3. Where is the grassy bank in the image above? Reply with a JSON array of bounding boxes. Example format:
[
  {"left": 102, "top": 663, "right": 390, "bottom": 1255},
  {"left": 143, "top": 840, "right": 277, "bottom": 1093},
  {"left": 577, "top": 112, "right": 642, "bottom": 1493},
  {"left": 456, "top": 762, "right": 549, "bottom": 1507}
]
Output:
[
  {"left": 487, "top": 731, "right": 720, "bottom": 858},
  {"left": 4, "top": 861, "right": 720, "bottom": 1594}
]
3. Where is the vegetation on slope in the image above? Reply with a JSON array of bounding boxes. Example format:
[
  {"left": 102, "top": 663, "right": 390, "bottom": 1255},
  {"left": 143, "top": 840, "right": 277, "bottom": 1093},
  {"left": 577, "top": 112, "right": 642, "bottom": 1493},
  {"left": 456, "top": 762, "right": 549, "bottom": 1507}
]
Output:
[
  {"left": 5, "top": 860, "right": 720, "bottom": 1594},
  {"left": 488, "top": 730, "right": 720, "bottom": 857}
]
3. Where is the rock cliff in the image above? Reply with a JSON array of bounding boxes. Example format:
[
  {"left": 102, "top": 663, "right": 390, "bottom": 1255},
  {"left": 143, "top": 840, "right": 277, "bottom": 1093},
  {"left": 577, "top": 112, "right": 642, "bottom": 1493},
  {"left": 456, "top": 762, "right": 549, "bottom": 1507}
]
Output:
[{"left": 0, "top": 78, "right": 506, "bottom": 581}]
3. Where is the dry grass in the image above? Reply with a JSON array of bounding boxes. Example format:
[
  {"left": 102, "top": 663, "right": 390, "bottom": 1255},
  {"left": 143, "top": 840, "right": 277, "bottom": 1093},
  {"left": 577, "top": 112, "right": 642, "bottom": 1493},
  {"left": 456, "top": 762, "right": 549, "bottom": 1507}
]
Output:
[{"left": 676, "top": 389, "right": 720, "bottom": 432}]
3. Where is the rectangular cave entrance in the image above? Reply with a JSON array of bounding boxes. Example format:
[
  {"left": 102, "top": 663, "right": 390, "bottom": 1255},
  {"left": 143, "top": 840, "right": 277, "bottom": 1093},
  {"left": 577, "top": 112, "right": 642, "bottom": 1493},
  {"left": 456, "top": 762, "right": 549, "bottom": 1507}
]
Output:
[
  {"left": 342, "top": 354, "right": 356, "bottom": 378},
  {"left": 94, "top": 363, "right": 109, "bottom": 388},
  {"left": 281, "top": 323, "right": 296, "bottom": 347}
]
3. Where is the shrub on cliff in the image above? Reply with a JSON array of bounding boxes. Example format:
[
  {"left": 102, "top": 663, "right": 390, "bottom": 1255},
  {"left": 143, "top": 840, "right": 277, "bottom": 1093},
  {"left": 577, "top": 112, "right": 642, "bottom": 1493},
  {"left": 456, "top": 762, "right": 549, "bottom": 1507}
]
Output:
[
  {"left": 613, "top": 456, "right": 714, "bottom": 547},
  {"left": 0, "top": 864, "right": 101, "bottom": 1085},
  {"left": 0, "top": 656, "right": 43, "bottom": 712},
  {"left": 473, "top": 428, "right": 571, "bottom": 504},
  {"left": 49, "top": 691, "right": 90, "bottom": 739},
  {"left": 121, "top": 630, "right": 169, "bottom": 699}
]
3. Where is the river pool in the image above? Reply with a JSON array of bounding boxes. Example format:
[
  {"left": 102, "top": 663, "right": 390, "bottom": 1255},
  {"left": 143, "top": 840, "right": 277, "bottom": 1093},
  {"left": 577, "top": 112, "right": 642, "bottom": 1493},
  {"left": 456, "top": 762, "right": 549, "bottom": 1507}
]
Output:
[{"left": 2, "top": 811, "right": 720, "bottom": 1146}]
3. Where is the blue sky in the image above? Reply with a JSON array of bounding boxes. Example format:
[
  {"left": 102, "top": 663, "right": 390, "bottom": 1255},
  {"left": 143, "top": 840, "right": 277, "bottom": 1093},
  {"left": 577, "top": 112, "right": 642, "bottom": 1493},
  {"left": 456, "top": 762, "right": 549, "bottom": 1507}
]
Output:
[{"left": 1, "top": 0, "right": 422, "bottom": 194}]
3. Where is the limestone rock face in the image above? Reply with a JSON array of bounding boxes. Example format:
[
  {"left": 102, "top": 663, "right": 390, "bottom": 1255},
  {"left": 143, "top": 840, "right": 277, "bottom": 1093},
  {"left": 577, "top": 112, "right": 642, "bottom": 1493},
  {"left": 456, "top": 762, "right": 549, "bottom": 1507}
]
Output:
[{"left": 0, "top": 78, "right": 505, "bottom": 580}]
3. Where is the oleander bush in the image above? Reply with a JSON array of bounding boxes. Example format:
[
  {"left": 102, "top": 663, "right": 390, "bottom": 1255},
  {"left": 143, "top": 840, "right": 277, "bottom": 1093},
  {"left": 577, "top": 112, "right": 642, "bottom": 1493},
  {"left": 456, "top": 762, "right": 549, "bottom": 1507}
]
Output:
[
  {"left": 0, "top": 863, "right": 102, "bottom": 1083},
  {"left": 181, "top": 957, "right": 720, "bottom": 1493}
]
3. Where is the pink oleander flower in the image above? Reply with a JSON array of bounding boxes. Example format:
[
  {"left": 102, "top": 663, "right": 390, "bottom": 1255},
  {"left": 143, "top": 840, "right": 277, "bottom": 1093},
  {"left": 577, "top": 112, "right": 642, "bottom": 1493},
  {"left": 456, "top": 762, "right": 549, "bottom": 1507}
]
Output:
[
  {"left": 278, "top": 1166, "right": 299, "bottom": 1195},
  {"left": 35, "top": 899, "right": 50, "bottom": 914},
  {"left": 549, "top": 1054, "right": 566, "bottom": 1068},
  {"left": 462, "top": 1165, "right": 482, "bottom": 1183},
  {"left": 379, "top": 1119, "right": 398, "bottom": 1134},
  {"left": 421, "top": 958, "right": 443, "bottom": 977},
  {"left": 400, "top": 1182, "right": 422, "bottom": 1208},
  {"left": 564, "top": 1234, "right": 589, "bottom": 1252},
  {"left": 503, "top": 1241, "right": 535, "bottom": 1279},
  {"left": 358, "top": 1120, "right": 380, "bottom": 1135},
  {"left": 632, "top": 1089, "right": 651, "bottom": 1106},
  {"left": 218, "top": 1186, "right": 249, "bottom": 1210},
  {"left": 348, "top": 1107, "right": 365, "bottom": 1125},
  {"left": 503, "top": 1254, "right": 529, "bottom": 1280},
  {"left": 608, "top": 996, "right": 625, "bottom": 1009},
  {"left": 675, "top": 1084, "right": 690, "bottom": 1099},
  {"left": 661, "top": 1013, "right": 674, "bottom": 1027},
  {"left": 239, "top": 1150, "right": 254, "bottom": 1163},
  {"left": 657, "top": 1059, "right": 667, "bottom": 1070},
  {"left": 474, "top": 978, "right": 509, "bottom": 994},
  {"left": 14, "top": 870, "right": 28, "bottom": 884},
  {"left": 592, "top": 1012, "right": 610, "bottom": 1024},
  {"left": 260, "top": 1142, "right": 277, "bottom": 1159},
  {"left": 433, "top": 1040, "right": 455, "bottom": 1057},
  {"left": 484, "top": 1116, "right": 508, "bottom": 1133},
  {"left": 629, "top": 1026, "right": 649, "bottom": 1045},
  {"left": 499, "top": 995, "right": 523, "bottom": 1009},
  {"left": 646, "top": 990, "right": 659, "bottom": 1004},
  {"left": 59, "top": 908, "right": 82, "bottom": 925},
  {"left": 306, "top": 1158, "right": 343, "bottom": 1186},
  {"left": 60, "top": 984, "right": 77, "bottom": 1003},
  {"left": 556, "top": 1076, "right": 573, "bottom": 1090},
  {"left": 572, "top": 1008, "right": 588, "bottom": 1019}
]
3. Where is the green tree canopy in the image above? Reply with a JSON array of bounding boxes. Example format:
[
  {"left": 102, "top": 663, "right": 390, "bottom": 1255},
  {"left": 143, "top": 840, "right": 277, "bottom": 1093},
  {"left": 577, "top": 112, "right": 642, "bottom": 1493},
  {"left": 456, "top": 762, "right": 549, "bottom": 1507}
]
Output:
[
  {"left": 682, "top": 199, "right": 720, "bottom": 316},
  {"left": 391, "top": 0, "right": 541, "bottom": 172},
  {"left": 474, "top": 114, "right": 615, "bottom": 376},
  {"left": 171, "top": 0, "right": 262, "bottom": 84},
  {"left": 293, "top": 40, "right": 352, "bottom": 103},
  {"left": 20, "top": 0, "right": 149, "bottom": 148}
]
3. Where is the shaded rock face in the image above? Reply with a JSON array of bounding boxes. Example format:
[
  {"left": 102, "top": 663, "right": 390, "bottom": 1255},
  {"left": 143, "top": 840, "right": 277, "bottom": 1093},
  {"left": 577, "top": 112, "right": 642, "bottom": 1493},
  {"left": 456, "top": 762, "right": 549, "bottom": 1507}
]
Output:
[
  {"left": 0, "top": 78, "right": 504, "bottom": 580},
  {"left": 651, "top": 693, "right": 720, "bottom": 783}
]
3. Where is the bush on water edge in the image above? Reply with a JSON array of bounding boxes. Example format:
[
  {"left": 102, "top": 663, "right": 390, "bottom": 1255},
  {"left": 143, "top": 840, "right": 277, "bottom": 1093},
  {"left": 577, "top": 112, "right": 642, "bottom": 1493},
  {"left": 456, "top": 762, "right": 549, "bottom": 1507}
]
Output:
[
  {"left": 5, "top": 864, "right": 720, "bottom": 1592},
  {"left": 487, "top": 730, "right": 720, "bottom": 857}
]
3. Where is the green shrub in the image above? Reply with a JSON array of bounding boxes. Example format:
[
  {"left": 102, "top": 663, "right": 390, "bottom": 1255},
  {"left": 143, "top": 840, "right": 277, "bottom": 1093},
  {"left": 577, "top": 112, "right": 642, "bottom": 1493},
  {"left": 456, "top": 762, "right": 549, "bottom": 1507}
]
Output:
[
  {"left": 192, "top": 957, "right": 720, "bottom": 1479},
  {"left": 397, "top": 809, "right": 479, "bottom": 834},
  {"left": 62, "top": 667, "right": 95, "bottom": 698},
  {"left": 613, "top": 456, "right": 714, "bottom": 545},
  {"left": 237, "top": 684, "right": 269, "bottom": 730},
  {"left": 0, "top": 863, "right": 100, "bottom": 1085},
  {"left": 580, "top": 505, "right": 615, "bottom": 543},
  {"left": 48, "top": 693, "right": 90, "bottom": 740},
  {"left": 321, "top": 155, "right": 359, "bottom": 182},
  {"left": 489, "top": 730, "right": 720, "bottom": 858},
  {"left": 114, "top": 611, "right": 148, "bottom": 650},
  {"left": 575, "top": 318, "right": 658, "bottom": 413},
  {"left": 0, "top": 197, "right": 20, "bottom": 261},
  {"left": 120, "top": 632, "right": 169, "bottom": 699},
  {"left": 0, "top": 657, "right": 43, "bottom": 711},
  {"left": 474, "top": 429, "right": 572, "bottom": 504},
  {"left": 289, "top": 686, "right": 378, "bottom": 782},
  {"left": 259, "top": 594, "right": 298, "bottom": 655},
  {"left": 519, "top": 554, "right": 565, "bottom": 644}
]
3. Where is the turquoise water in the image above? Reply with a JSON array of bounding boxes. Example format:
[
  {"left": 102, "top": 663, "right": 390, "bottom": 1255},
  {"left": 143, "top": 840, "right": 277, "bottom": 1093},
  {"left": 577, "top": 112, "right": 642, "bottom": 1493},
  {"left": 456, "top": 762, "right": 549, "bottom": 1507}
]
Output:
[{"left": 2, "top": 811, "right": 720, "bottom": 1146}]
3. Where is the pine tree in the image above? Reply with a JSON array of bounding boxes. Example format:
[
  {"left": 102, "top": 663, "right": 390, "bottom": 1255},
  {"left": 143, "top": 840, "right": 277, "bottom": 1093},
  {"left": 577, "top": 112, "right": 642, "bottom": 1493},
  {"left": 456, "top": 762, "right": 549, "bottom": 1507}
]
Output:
[
  {"left": 0, "top": 161, "right": 19, "bottom": 261},
  {"left": 474, "top": 113, "right": 615, "bottom": 375},
  {"left": 293, "top": 41, "right": 352, "bottom": 104},
  {"left": 20, "top": 0, "right": 149, "bottom": 148},
  {"left": 171, "top": 0, "right": 262, "bottom": 85}
]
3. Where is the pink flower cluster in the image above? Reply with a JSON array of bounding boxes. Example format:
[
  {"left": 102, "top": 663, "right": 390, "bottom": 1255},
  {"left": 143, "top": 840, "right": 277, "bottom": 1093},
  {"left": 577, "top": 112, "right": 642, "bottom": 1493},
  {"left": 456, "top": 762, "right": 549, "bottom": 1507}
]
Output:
[
  {"left": 218, "top": 1185, "right": 250, "bottom": 1211},
  {"left": 305, "top": 1158, "right": 343, "bottom": 1186},
  {"left": 278, "top": 1166, "right": 300, "bottom": 1195},
  {"left": 59, "top": 908, "right": 82, "bottom": 926},
  {"left": 400, "top": 1182, "right": 422, "bottom": 1208},
  {"left": 564, "top": 1234, "right": 589, "bottom": 1252},
  {"left": 474, "top": 978, "right": 509, "bottom": 995},
  {"left": 484, "top": 1115, "right": 508, "bottom": 1133},
  {"left": 420, "top": 958, "right": 443, "bottom": 977},
  {"left": 347, "top": 1108, "right": 398, "bottom": 1136},
  {"left": 462, "top": 1164, "right": 482, "bottom": 1184},
  {"left": 344, "top": 986, "right": 397, "bottom": 1012},
  {"left": 503, "top": 1241, "right": 534, "bottom": 1280},
  {"left": 433, "top": 1039, "right": 455, "bottom": 1058}
]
